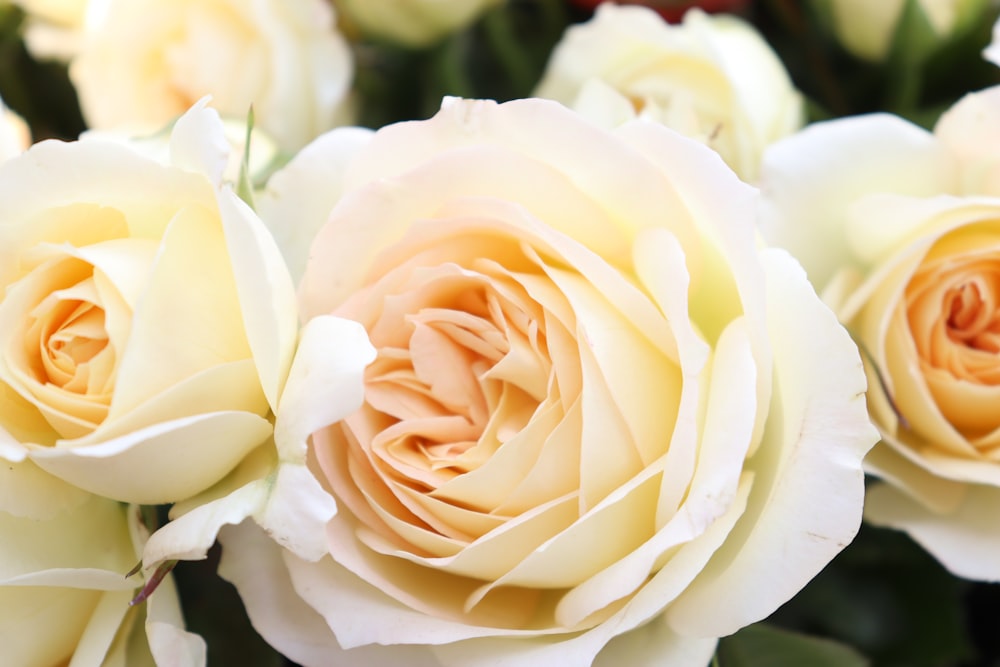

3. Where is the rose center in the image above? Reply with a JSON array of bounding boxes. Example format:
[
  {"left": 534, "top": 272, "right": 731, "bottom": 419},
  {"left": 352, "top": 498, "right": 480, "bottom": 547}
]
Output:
[
  {"left": 355, "top": 266, "right": 549, "bottom": 492},
  {"left": 943, "top": 279, "right": 1000, "bottom": 352},
  {"left": 27, "top": 286, "right": 110, "bottom": 394}
]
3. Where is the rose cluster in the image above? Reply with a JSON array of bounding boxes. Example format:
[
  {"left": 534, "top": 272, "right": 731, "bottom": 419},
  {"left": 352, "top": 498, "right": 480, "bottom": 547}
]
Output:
[{"left": 2, "top": 0, "right": 998, "bottom": 665}]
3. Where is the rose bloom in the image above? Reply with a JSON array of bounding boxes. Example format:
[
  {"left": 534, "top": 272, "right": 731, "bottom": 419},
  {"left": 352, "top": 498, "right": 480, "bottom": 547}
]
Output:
[
  {"left": 0, "top": 99, "right": 298, "bottom": 505},
  {"left": 0, "top": 461, "right": 203, "bottom": 666},
  {"left": 8, "top": 0, "right": 90, "bottom": 60},
  {"left": 204, "top": 97, "right": 876, "bottom": 666},
  {"left": 534, "top": 5, "right": 802, "bottom": 182},
  {"left": 760, "top": 85, "right": 1000, "bottom": 580},
  {"left": 810, "top": 0, "right": 988, "bottom": 62},
  {"left": 69, "top": 0, "right": 354, "bottom": 152},
  {"left": 0, "top": 95, "right": 30, "bottom": 162},
  {"left": 334, "top": 0, "right": 502, "bottom": 47}
]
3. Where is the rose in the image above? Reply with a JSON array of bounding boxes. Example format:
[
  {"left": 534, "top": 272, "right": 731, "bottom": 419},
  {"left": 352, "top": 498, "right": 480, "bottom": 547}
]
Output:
[
  {"left": 759, "top": 85, "right": 1000, "bottom": 580},
  {"left": 0, "top": 99, "right": 299, "bottom": 505},
  {"left": 0, "top": 95, "right": 29, "bottom": 162},
  {"left": 534, "top": 5, "right": 803, "bottom": 182},
  {"left": 188, "top": 97, "right": 876, "bottom": 666},
  {"left": 10, "top": 0, "right": 88, "bottom": 26},
  {"left": 334, "top": 0, "right": 502, "bottom": 47},
  {"left": 7, "top": 0, "right": 90, "bottom": 61},
  {"left": 568, "top": 0, "right": 751, "bottom": 23},
  {"left": 68, "top": 0, "right": 354, "bottom": 152},
  {"left": 809, "top": 0, "right": 988, "bottom": 62},
  {"left": 0, "top": 461, "right": 204, "bottom": 666}
]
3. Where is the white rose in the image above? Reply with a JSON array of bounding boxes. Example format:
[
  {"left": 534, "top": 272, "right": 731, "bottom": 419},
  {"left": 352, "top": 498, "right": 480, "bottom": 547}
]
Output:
[
  {"left": 335, "top": 0, "right": 502, "bottom": 47},
  {"left": 169, "top": 97, "right": 877, "bottom": 666},
  {"left": 0, "top": 99, "right": 298, "bottom": 504},
  {"left": 760, "top": 84, "right": 1000, "bottom": 581},
  {"left": 69, "top": 0, "right": 354, "bottom": 152},
  {"left": 0, "top": 461, "right": 203, "bottom": 666},
  {"left": 534, "top": 5, "right": 803, "bottom": 182}
]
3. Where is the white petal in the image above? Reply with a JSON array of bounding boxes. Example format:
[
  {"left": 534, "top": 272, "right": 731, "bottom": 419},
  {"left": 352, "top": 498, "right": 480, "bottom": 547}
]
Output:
[
  {"left": 257, "top": 127, "right": 373, "bottom": 286},
  {"left": 865, "top": 481, "right": 1000, "bottom": 581},
  {"left": 274, "top": 314, "right": 375, "bottom": 463},
  {"left": 759, "top": 114, "right": 955, "bottom": 291},
  {"left": 218, "top": 521, "right": 441, "bottom": 667},
  {"left": 665, "top": 248, "right": 877, "bottom": 635}
]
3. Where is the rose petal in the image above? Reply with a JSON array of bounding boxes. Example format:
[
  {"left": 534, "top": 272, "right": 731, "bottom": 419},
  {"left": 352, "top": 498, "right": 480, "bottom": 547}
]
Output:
[
  {"left": 31, "top": 410, "right": 272, "bottom": 503},
  {"left": 865, "top": 481, "right": 1000, "bottom": 581},
  {"left": 664, "top": 248, "right": 876, "bottom": 636},
  {"left": 218, "top": 521, "right": 440, "bottom": 667},
  {"left": 218, "top": 186, "right": 298, "bottom": 413},
  {"left": 758, "top": 114, "right": 955, "bottom": 291},
  {"left": 258, "top": 127, "right": 374, "bottom": 285}
]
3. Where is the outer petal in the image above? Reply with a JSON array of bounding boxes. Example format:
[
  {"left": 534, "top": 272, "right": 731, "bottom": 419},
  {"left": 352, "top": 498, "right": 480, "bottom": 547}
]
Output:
[
  {"left": 865, "top": 481, "right": 1000, "bottom": 581},
  {"left": 141, "top": 315, "right": 374, "bottom": 567},
  {"left": 0, "top": 457, "right": 91, "bottom": 519},
  {"left": 31, "top": 411, "right": 273, "bottom": 504},
  {"left": 256, "top": 126, "right": 374, "bottom": 286},
  {"left": 935, "top": 85, "right": 1000, "bottom": 195},
  {"left": 218, "top": 521, "right": 441, "bottom": 667},
  {"left": 758, "top": 114, "right": 956, "bottom": 290},
  {"left": 664, "top": 248, "right": 877, "bottom": 636},
  {"left": 592, "top": 615, "right": 717, "bottom": 667},
  {"left": 218, "top": 186, "right": 298, "bottom": 412}
]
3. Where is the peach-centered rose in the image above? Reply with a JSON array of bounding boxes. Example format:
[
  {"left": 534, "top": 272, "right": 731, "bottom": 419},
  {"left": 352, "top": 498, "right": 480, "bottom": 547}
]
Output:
[
  {"left": 219, "top": 97, "right": 875, "bottom": 666},
  {"left": 0, "top": 100, "right": 297, "bottom": 505},
  {"left": 759, "top": 85, "right": 1000, "bottom": 581}
]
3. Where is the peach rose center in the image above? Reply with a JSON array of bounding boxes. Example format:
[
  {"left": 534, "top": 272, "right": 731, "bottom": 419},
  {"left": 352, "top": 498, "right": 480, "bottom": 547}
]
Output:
[
  {"left": 4, "top": 254, "right": 121, "bottom": 439},
  {"left": 905, "top": 227, "right": 1000, "bottom": 437}
]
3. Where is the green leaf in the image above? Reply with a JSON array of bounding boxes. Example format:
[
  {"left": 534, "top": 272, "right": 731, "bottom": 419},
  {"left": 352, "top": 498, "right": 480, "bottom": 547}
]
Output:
[{"left": 717, "top": 624, "right": 869, "bottom": 667}]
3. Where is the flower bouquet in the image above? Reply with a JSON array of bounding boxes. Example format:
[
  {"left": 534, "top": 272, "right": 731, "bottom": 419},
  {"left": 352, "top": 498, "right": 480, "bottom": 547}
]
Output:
[{"left": 0, "top": 0, "right": 998, "bottom": 665}]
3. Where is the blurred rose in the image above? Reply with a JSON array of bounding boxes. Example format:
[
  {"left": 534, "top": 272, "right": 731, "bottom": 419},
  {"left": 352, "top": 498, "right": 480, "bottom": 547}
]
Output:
[
  {"left": 0, "top": 100, "right": 298, "bottom": 505},
  {"left": 208, "top": 97, "right": 874, "bottom": 666},
  {"left": 0, "top": 95, "right": 29, "bottom": 161},
  {"left": 334, "top": 0, "right": 502, "bottom": 47},
  {"left": 10, "top": 0, "right": 87, "bottom": 25},
  {"left": 0, "top": 461, "right": 203, "bottom": 666},
  {"left": 760, "top": 85, "right": 1000, "bottom": 580},
  {"left": 69, "top": 0, "right": 353, "bottom": 152},
  {"left": 569, "top": 0, "right": 750, "bottom": 23},
  {"left": 8, "top": 0, "right": 89, "bottom": 60},
  {"left": 534, "top": 5, "right": 802, "bottom": 182},
  {"left": 811, "top": 0, "right": 988, "bottom": 62}
]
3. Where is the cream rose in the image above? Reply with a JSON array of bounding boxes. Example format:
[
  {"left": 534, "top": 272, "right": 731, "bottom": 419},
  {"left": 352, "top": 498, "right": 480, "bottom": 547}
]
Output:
[
  {"left": 811, "top": 0, "right": 988, "bottom": 62},
  {"left": 760, "top": 84, "right": 1000, "bottom": 580},
  {"left": 192, "top": 97, "right": 877, "bottom": 666},
  {"left": 335, "top": 0, "right": 502, "bottom": 47},
  {"left": 0, "top": 95, "right": 29, "bottom": 162},
  {"left": 69, "top": 0, "right": 354, "bottom": 152},
  {"left": 533, "top": 5, "right": 803, "bottom": 182},
  {"left": 0, "top": 99, "right": 298, "bottom": 505},
  {"left": 8, "top": 0, "right": 90, "bottom": 61},
  {"left": 0, "top": 460, "right": 203, "bottom": 666}
]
